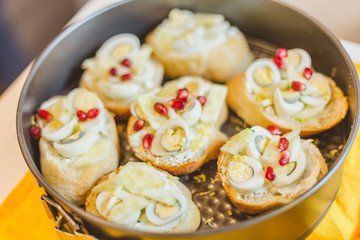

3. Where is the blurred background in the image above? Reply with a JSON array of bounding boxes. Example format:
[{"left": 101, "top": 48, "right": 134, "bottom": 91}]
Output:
[{"left": 0, "top": 0, "right": 360, "bottom": 95}]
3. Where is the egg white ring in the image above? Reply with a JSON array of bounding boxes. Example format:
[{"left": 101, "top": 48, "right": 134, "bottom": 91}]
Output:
[
  {"left": 42, "top": 117, "right": 77, "bottom": 142},
  {"left": 287, "top": 48, "right": 312, "bottom": 71},
  {"left": 245, "top": 126, "right": 272, "bottom": 159}
]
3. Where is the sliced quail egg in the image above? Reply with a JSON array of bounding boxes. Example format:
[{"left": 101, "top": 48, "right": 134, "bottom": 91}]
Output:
[
  {"left": 292, "top": 103, "right": 327, "bottom": 121},
  {"left": 47, "top": 97, "right": 74, "bottom": 124},
  {"left": 185, "top": 77, "right": 211, "bottom": 96},
  {"left": 281, "top": 91, "right": 300, "bottom": 103},
  {"left": 200, "top": 84, "right": 227, "bottom": 125},
  {"left": 227, "top": 156, "right": 265, "bottom": 192},
  {"left": 272, "top": 151, "right": 306, "bottom": 186},
  {"left": 145, "top": 190, "right": 187, "bottom": 226},
  {"left": 109, "top": 195, "right": 149, "bottom": 225},
  {"left": 245, "top": 126, "right": 272, "bottom": 159},
  {"left": 151, "top": 118, "right": 189, "bottom": 156},
  {"left": 53, "top": 130, "right": 100, "bottom": 158},
  {"left": 274, "top": 88, "right": 304, "bottom": 117},
  {"left": 245, "top": 58, "right": 281, "bottom": 93},
  {"left": 221, "top": 128, "right": 255, "bottom": 155},
  {"left": 285, "top": 48, "right": 311, "bottom": 71},
  {"left": 70, "top": 88, "right": 102, "bottom": 112},
  {"left": 71, "top": 138, "right": 111, "bottom": 168},
  {"left": 42, "top": 117, "right": 77, "bottom": 142},
  {"left": 166, "top": 9, "right": 195, "bottom": 36},
  {"left": 96, "top": 33, "right": 140, "bottom": 68}
]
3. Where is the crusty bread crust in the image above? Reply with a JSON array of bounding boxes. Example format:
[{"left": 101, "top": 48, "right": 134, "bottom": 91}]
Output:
[
  {"left": 79, "top": 60, "right": 164, "bottom": 120},
  {"left": 40, "top": 110, "right": 120, "bottom": 205},
  {"left": 145, "top": 30, "right": 253, "bottom": 83},
  {"left": 85, "top": 166, "right": 201, "bottom": 232},
  {"left": 127, "top": 115, "right": 228, "bottom": 175},
  {"left": 217, "top": 139, "right": 328, "bottom": 214},
  {"left": 226, "top": 72, "right": 349, "bottom": 136}
]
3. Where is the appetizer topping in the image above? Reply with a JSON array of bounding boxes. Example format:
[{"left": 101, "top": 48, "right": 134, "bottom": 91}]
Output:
[
  {"left": 221, "top": 128, "right": 255, "bottom": 155},
  {"left": 246, "top": 58, "right": 281, "bottom": 92},
  {"left": 77, "top": 110, "right": 87, "bottom": 121},
  {"left": 200, "top": 84, "right": 227, "bottom": 124},
  {"left": 37, "top": 109, "right": 52, "bottom": 121},
  {"left": 154, "top": 102, "right": 168, "bottom": 116},
  {"left": 87, "top": 108, "right": 100, "bottom": 119},
  {"left": 109, "top": 67, "right": 117, "bottom": 76},
  {"left": 161, "top": 128, "right": 186, "bottom": 152},
  {"left": 82, "top": 33, "right": 163, "bottom": 102},
  {"left": 168, "top": 99, "right": 185, "bottom": 110},
  {"left": 303, "top": 67, "right": 313, "bottom": 80},
  {"left": 73, "top": 89, "right": 98, "bottom": 113},
  {"left": 121, "top": 73, "right": 132, "bottom": 81},
  {"left": 267, "top": 125, "right": 282, "bottom": 135},
  {"left": 176, "top": 88, "right": 189, "bottom": 101},
  {"left": 245, "top": 48, "right": 331, "bottom": 121},
  {"left": 291, "top": 81, "right": 306, "bottom": 91},
  {"left": 273, "top": 56, "right": 285, "bottom": 69},
  {"left": 277, "top": 137, "right": 289, "bottom": 152},
  {"left": 142, "top": 133, "right": 154, "bottom": 149},
  {"left": 133, "top": 119, "right": 145, "bottom": 132},
  {"left": 121, "top": 58, "right": 132, "bottom": 67},
  {"left": 47, "top": 98, "right": 73, "bottom": 124},
  {"left": 42, "top": 117, "right": 77, "bottom": 142},
  {"left": 30, "top": 126, "right": 41, "bottom": 140},
  {"left": 196, "top": 96, "right": 206, "bottom": 106},
  {"left": 275, "top": 48, "right": 288, "bottom": 58},
  {"left": 265, "top": 166, "right": 276, "bottom": 181},
  {"left": 279, "top": 150, "right": 290, "bottom": 166}
]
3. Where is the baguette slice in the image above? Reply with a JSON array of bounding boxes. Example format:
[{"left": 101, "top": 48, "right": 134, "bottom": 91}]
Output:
[
  {"left": 146, "top": 9, "right": 253, "bottom": 83},
  {"left": 85, "top": 162, "right": 200, "bottom": 232},
  {"left": 79, "top": 33, "right": 164, "bottom": 119},
  {"left": 227, "top": 72, "right": 348, "bottom": 137},
  {"left": 38, "top": 88, "right": 120, "bottom": 205},
  {"left": 218, "top": 127, "right": 328, "bottom": 214},
  {"left": 127, "top": 76, "right": 228, "bottom": 175}
]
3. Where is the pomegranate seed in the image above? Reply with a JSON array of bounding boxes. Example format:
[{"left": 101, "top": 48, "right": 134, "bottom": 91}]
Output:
[
  {"left": 303, "top": 67, "right": 313, "bottom": 80},
  {"left": 276, "top": 48, "right": 288, "bottom": 58},
  {"left": 168, "top": 99, "right": 185, "bottom": 110},
  {"left": 133, "top": 119, "right": 145, "bottom": 131},
  {"left": 142, "top": 133, "right": 154, "bottom": 149},
  {"left": 87, "top": 108, "right": 100, "bottom": 119},
  {"left": 278, "top": 137, "right": 289, "bottom": 152},
  {"left": 267, "top": 125, "right": 282, "bottom": 135},
  {"left": 121, "top": 73, "right": 132, "bottom": 81},
  {"left": 121, "top": 58, "right": 131, "bottom": 67},
  {"left": 291, "top": 81, "right": 307, "bottom": 91},
  {"left": 109, "top": 67, "right": 117, "bottom": 76},
  {"left": 265, "top": 166, "right": 276, "bottom": 181},
  {"left": 197, "top": 96, "right": 207, "bottom": 106},
  {"left": 37, "top": 109, "right": 52, "bottom": 121},
  {"left": 273, "top": 56, "right": 285, "bottom": 69},
  {"left": 77, "top": 110, "right": 87, "bottom": 121},
  {"left": 154, "top": 102, "right": 167, "bottom": 116},
  {"left": 279, "top": 150, "right": 291, "bottom": 166},
  {"left": 176, "top": 88, "right": 189, "bottom": 101},
  {"left": 30, "top": 126, "right": 41, "bottom": 140}
]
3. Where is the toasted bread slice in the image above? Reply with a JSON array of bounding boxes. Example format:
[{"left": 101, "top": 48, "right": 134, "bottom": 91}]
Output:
[
  {"left": 145, "top": 9, "right": 253, "bottom": 83},
  {"left": 38, "top": 88, "right": 120, "bottom": 205},
  {"left": 85, "top": 162, "right": 200, "bottom": 232},
  {"left": 126, "top": 76, "right": 228, "bottom": 175},
  {"left": 227, "top": 72, "right": 348, "bottom": 137},
  {"left": 217, "top": 127, "right": 328, "bottom": 214}
]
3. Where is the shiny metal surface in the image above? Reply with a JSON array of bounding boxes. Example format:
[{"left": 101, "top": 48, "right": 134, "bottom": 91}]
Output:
[{"left": 16, "top": 0, "right": 359, "bottom": 239}]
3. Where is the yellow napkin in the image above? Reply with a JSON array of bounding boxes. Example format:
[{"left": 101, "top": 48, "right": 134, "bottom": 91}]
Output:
[{"left": 1, "top": 68, "right": 360, "bottom": 240}]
